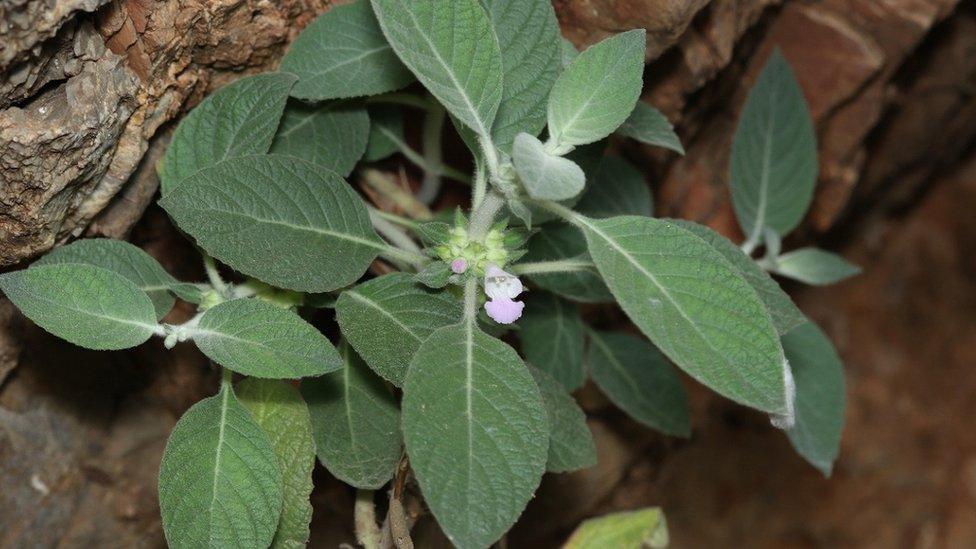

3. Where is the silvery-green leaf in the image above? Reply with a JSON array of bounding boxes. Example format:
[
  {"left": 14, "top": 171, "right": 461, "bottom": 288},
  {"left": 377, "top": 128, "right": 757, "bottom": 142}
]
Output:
[
  {"left": 414, "top": 261, "right": 452, "bottom": 289},
  {"left": 236, "top": 379, "right": 315, "bottom": 549},
  {"left": 34, "top": 238, "right": 178, "bottom": 319},
  {"left": 158, "top": 384, "right": 282, "bottom": 549},
  {"left": 170, "top": 283, "right": 207, "bottom": 305},
  {"left": 521, "top": 223, "right": 613, "bottom": 303},
  {"left": 336, "top": 273, "right": 461, "bottom": 386},
  {"left": 194, "top": 298, "right": 341, "bottom": 379},
  {"left": 782, "top": 321, "right": 846, "bottom": 476},
  {"left": 672, "top": 220, "right": 805, "bottom": 335},
  {"left": 512, "top": 132, "right": 585, "bottom": 200},
  {"left": 560, "top": 37, "right": 579, "bottom": 68},
  {"left": 763, "top": 226, "right": 782, "bottom": 258},
  {"left": 160, "top": 154, "right": 384, "bottom": 293},
  {"left": 547, "top": 29, "right": 646, "bottom": 147},
  {"left": 565, "top": 508, "right": 668, "bottom": 549},
  {"left": 773, "top": 248, "right": 861, "bottom": 286},
  {"left": 528, "top": 366, "right": 596, "bottom": 473},
  {"left": 281, "top": 0, "right": 414, "bottom": 101},
  {"left": 270, "top": 100, "right": 369, "bottom": 176},
  {"left": 483, "top": 0, "right": 561, "bottom": 150},
  {"left": 617, "top": 102, "right": 684, "bottom": 154},
  {"left": 0, "top": 264, "right": 157, "bottom": 350},
  {"left": 161, "top": 73, "right": 296, "bottom": 194},
  {"left": 586, "top": 330, "right": 690, "bottom": 437},
  {"left": 301, "top": 343, "right": 402, "bottom": 489},
  {"left": 402, "top": 322, "right": 548, "bottom": 549},
  {"left": 731, "top": 49, "right": 817, "bottom": 240},
  {"left": 371, "top": 0, "right": 503, "bottom": 138},
  {"left": 518, "top": 292, "right": 585, "bottom": 391},
  {"left": 575, "top": 155, "right": 653, "bottom": 219},
  {"left": 579, "top": 215, "right": 790, "bottom": 415},
  {"left": 364, "top": 105, "right": 404, "bottom": 161}
]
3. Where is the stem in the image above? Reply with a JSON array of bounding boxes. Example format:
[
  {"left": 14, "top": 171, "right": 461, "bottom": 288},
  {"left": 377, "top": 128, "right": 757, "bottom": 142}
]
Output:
[
  {"left": 368, "top": 208, "right": 426, "bottom": 270},
  {"left": 202, "top": 254, "right": 228, "bottom": 295},
  {"left": 370, "top": 209, "right": 420, "bottom": 230},
  {"left": 471, "top": 162, "right": 488, "bottom": 210},
  {"left": 378, "top": 246, "right": 428, "bottom": 270},
  {"left": 361, "top": 168, "right": 433, "bottom": 220},
  {"left": 478, "top": 134, "right": 501, "bottom": 182},
  {"left": 220, "top": 366, "right": 233, "bottom": 388},
  {"left": 531, "top": 199, "right": 585, "bottom": 228},
  {"left": 509, "top": 258, "right": 595, "bottom": 275},
  {"left": 468, "top": 191, "right": 505, "bottom": 240},
  {"left": 417, "top": 105, "right": 446, "bottom": 204},
  {"left": 463, "top": 277, "right": 479, "bottom": 324},
  {"left": 740, "top": 233, "right": 760, "bottom": 256},
  {"left": 365, "top": 92, "right": 436, "bottom": 111},
  {"left": 376, "top": 125, "right": 471, "bottom": 184},
  {"left": 354, "top": 491, "right": 382, "bottom": 549}
]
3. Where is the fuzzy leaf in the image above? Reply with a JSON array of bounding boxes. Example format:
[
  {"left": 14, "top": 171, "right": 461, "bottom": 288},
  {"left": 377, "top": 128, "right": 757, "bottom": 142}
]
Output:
[
  {"left": 270, "top": 100, "right": 370, "bottom": 176},
  {"left": 160, "top": 154, "right": 383, "bottom": 293},
  {"left": 236, "top": 379, "right": 315, "bottom": 549},
  {"left": 579, "top": 215, "right": 790, "bottom": 415},
  {"left": 617, "top": 102, "right": 684, "bottom": 154},
  {"left": 281, "top": 0, "right": 414, "bottom": 101},
  {"left": 161, "top": 73, "right": 296, "bottom": 194},
  {"left": 402, "top": 323, "right": 548, "bottom": 549},
  {"left": 575, "top": 155, "right": 653, "bottom": 218},
  {"left": 518, "top": 292, "right": 585, "bottom": 391},
  {"left": 565, "top": 508, "right": 668, "bottom": 549},
  {"left": 158, "top": 384, "right": 282, "bottom": 549},
  {"left": 371, "top": 0, "right": 503, "bottom": 138},
  {"left": 586, "top": 330, "right": 690, "bottom": 437},
  {"left": 521, "top": 223, "right": 613, "bottom": 303},
  {"left": 782, "top": 322, "right": 846, "bottom": 476},
  {"left": 731, "top": 50, "right": 817, "bottom": 241},
  {"left": 194, "top": 298, "right": 341, "bottom": 379},
  {"left": 773, "top": 248, "right": 861, "bottom": 286},
  {"left": 34, "top": 238, "right": 179, "bottom": 320},
  {"left": 512, "top": 132, "right": 586, "bottom": 200},
  {"left": 672, "top": 220, "right": 805, "bottom": 335},
  {"left": 560, "top": 38, "right": 579, "bottom": 68},
  {"left": 528, "top": 366, "right": 596, "bottom": 472},
  {"left": 547, "top": 30, "right": 646, "bottom": 147},
  {"left": 336, "top": 273, "right": 461, "bottom": 386},
  {"left": 0, "top": 264, "right": 157, "bottom": 350},
  {"left": 301, "top": 343, "right": 402, "bottom": 489}
]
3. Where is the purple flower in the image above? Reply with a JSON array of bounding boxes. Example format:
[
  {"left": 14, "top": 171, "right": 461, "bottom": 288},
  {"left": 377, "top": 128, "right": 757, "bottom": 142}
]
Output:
[
  {"left": 451, "top": 258, "right": 468, "bottom": 274},
  {"left": 485, "top": 298, "right": 525, "bottom": 324},
  {"left": 483, "top": 264, "right": 524, "bottom": 324}
]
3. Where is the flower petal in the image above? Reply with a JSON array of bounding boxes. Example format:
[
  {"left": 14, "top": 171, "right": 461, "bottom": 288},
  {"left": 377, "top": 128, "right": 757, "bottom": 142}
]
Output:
[{"left": 484, "top": 297, "right": 525, "bottom": 325}]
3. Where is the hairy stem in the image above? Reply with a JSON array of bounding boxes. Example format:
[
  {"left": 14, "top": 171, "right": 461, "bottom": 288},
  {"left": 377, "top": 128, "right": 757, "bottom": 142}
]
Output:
[
  {"left": 202, "top": 254, "right": 228, "bottom": 296},
  {"left": 361, "top": 168, "right": 433, "bottom": 220},
  {"left": 354, "top": 490, "right": 382, "bottom": 549},
  {"left": 463, "top": 277, "right": 479, "bottom": 324},
  {"left": 375, "top": 124, "right": 471, "bottom": 184},
  {"left": 468, "top": 191, "right": 506, "bottom": 240},
  {"left": 509, "top": 258, "right": 595, "bottom": 275},
  {"left": 369, "top": 207, "right": 426, "bottom": 270}
]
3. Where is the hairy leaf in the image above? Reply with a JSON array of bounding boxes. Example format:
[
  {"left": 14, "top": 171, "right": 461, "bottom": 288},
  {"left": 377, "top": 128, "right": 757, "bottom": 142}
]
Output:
[
  {"left": 528, "top": 366, "right": 595, "bottom": 472},
  {"left": 521, "top": 223, "right": 613, "bottom": 303},
  {"left": 547, "top": 30, "right": 646, "bottom": 147},
  {"left": 586, "top": 330, "right": 690, "bottom": 437},
  {"left": 617, "top": 102, "right": 684, "bottom": 154},
  {"left": 0, "top": 264, "right": 157, "bottom": 350},
  {"left": 518, "top": 292, "right": 585, "bottom": 391},
  {"left": 579, "top": 215, "right": 790, "bottom": 415},
  {"left": 161, "top": 73, "right": 295, "bottom": 194},
  {"left": 158, "top": 384, "right": 282, "bottom": 549},
  {"left": 512, "top": 132, "right": 585, "bottom": 200},
  {"left": 160, "top": 154, "right": 383, "bottom": 293},
  {"left": 565, "top": 508, "right": 668, "bottom": 549},
  {"left": 371, "top": 0, "right": 503, "bottom": 138},
  {"left": 560, "top": 37, "right": 579, "bottom": 68},
  {"left": 302, "top": 343, "right": 402, "bottom": 489},
  {"left": 336, "top": 273, "right": 461, "bottom": 386},
  {"left": 236, "top": 379, "right": 315, "bottom": 549},
  {"left": 281, "top": 0, "right": 414, "bottom": 101},
  {"left": 773, "top": 248, "right": 861, "bottom": 286},
  {"left": 575, "top": 155, "right": 653, "bottom": 218},
  {"left": 194, "top": 298, "right": 341, "bottom": 379},
  {"left": 731, "top": 50, "right": 817, "bottom": 241},
  {"left": 402, "top": 323, "right": 548, "bottom": 549},
  {"left": 270, "top": 100, "right": 370, "bottom": 176}
]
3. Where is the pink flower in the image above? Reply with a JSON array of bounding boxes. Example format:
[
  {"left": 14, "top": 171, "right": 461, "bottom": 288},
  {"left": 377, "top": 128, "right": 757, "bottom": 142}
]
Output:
[
  {"left": 483, "top": 264, "right": 524, "bottom": 324},
  {"left": 485, "top": 298, "right": 525, "bottom": 324},
  {"left": 451, "top": 258, "right": 468, "bottom": 274}
]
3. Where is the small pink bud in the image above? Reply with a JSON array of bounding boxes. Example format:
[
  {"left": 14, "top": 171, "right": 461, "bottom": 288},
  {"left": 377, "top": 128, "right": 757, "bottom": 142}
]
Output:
[
  {"left": 485, "top": 297, "right": 525, "bottom": 324},
  {"left": 451, "top": 258, "right": 468, "bottom": 274}
]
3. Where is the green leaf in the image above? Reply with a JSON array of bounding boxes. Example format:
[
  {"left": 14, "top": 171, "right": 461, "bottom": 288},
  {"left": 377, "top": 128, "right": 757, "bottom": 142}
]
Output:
[
  {"left": 301, "top": 342, "right": 402, "bottom": 489},
  {"left": 578, "top": 215, "right": 790, "bottom": 415},
  {"left": 194, "top": 298, "right": 341, "bottom": 379},
  {"left": 161, "top": 72, "right": 296, "bottom": 194},
  {"left": 336, "top": 273, "right": 461, "bottom": 385},
  {"left": 364, "top": 105, "right": 405, "bottom": 161},
  {"left": 270, "top": 100, "right": 370, "bottom": 177},
  {"left": 483, "top": 0, "right": 561, "bottom": 150},
  {"left": 671, "top": 220, "right": 805, "bottom": 335},
  {"left": 160, "top": 154, "right": 384, "bottom": 293},
  {"left": 617, "top": 102, "right": 684, "bottom": 154},
  {"left": 782, "top": 322, "right": 846, "bottom": 476},
  {"left": 586, "top": 330, "right": 690, "bottom": 437},
  {"left": 560, "top": 37, "right": 579, "bottom": 68},
  {"left": 512, "top": 132, "right": 586, "bottom": 200},
  {"left": 773, "top": 248, "right": 861, "bottom": 286},
  {"left": 370, "top": 0, "right": 503, "bottom": 138},
  {"left": 236, "top": 379, "right": 315, "bottom": 549},
  {"left": 414, "top": 261, "right": 453, "bottom": 289},
  {"left": 528, "top": 366, "right": 595, "bottom": 473},
  {"left": 0, "top": 264, "right": 157, "bottom": 350},
  {"left": 518, "top": 292, "right": 585, "bottom": 391},
  {"left": 575, "top": 155, "right": 653, "bottom": 218},
  {"left": 565, "top": 508, "right": 668, "bottom": 549},
  {"left": 33, "top": 238, "right": 178, "bottom": 320},
  {"left": 731, "top": 49, "right": 817, "bottom": 240},
  {"left": 402, "top": 322, "right": 548, "bottom": 549},
  {"left": 280, "top": 0, "right": 414, "bottom": 101},
  {"left": 547, "top": 30, "right": 646, "bottom": 148},
  {"left": 521, "top": 223, "right": 613, "bottom": 303},
  {"left": 159, "top": 383, "right": 282, "bottom": 549}
]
